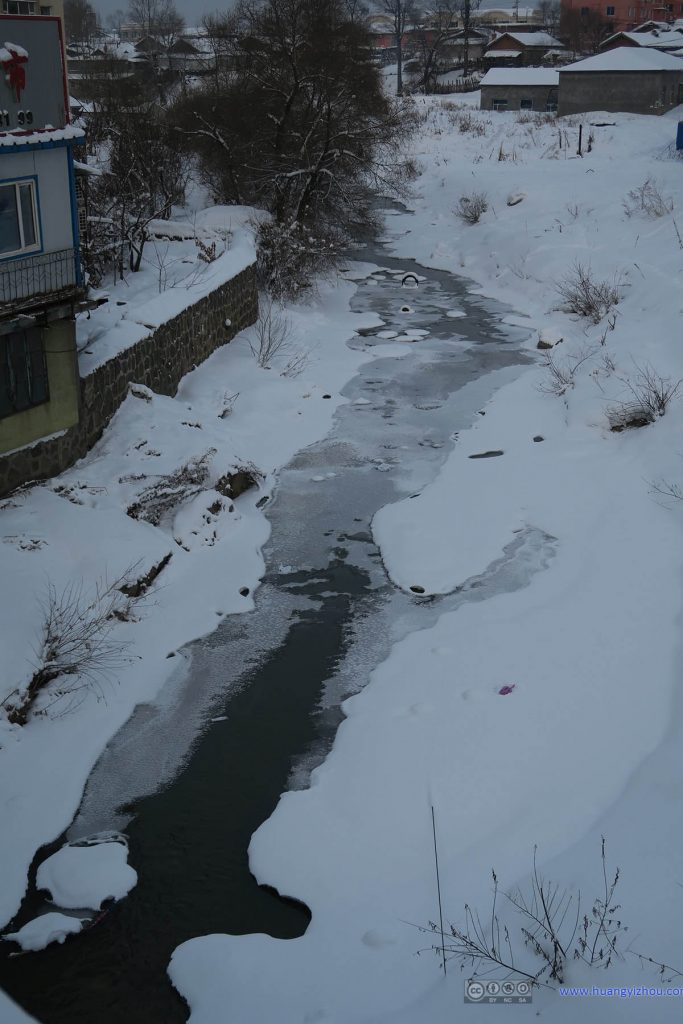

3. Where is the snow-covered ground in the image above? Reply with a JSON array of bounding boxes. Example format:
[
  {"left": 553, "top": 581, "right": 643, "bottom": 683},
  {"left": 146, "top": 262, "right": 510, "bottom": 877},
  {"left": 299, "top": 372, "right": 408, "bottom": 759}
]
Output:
[
  {"left": 167, "top": 103, "right": 683, "bottom": 1022},
  {"left": 4, "top": 97, "right": 683, "bottom": 1023}
]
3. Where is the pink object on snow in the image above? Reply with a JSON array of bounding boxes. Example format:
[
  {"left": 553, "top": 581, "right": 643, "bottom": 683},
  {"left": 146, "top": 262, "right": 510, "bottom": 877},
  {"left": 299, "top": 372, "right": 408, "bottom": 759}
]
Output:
[{"left": 498, "top": 684, "right": 516, "bottom": 695}]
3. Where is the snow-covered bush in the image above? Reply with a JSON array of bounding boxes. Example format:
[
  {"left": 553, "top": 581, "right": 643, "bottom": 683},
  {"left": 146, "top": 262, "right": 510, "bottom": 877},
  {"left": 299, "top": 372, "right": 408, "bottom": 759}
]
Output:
[
  {"left": 255, "top": 220, "right": 344, "bottom": 300},
  {"left": 556, "top": 263, "right": 622, "bottom": 323},
  {"left": 455, "top": 192, "right": 489, "bottom": 225},
  {"left": 127, "top": 450, "right": 217, "bottom": 526}
]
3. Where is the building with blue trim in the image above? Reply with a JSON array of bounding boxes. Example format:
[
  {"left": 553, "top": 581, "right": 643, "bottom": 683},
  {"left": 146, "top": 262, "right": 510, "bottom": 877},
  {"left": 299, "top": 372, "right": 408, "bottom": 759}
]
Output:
[{"left": 0, "top": 15, "right": 90, "bottom": 457}]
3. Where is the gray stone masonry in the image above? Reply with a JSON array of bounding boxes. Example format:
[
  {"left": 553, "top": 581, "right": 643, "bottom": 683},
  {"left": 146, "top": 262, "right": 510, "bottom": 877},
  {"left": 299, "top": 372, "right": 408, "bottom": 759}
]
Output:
[{"left": 0, "top": 262, "right": 258, "bottom": 497}]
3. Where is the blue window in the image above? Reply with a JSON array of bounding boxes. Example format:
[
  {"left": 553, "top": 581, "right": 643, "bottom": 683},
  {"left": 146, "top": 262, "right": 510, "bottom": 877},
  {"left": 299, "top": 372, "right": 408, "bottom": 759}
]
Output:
[{"left": 0, "top": 180, "right": 40, "bottom": 258}]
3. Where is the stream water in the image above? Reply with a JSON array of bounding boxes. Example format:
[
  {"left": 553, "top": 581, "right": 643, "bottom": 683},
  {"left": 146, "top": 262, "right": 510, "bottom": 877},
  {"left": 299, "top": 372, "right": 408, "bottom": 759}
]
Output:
[{"left": 0, "top": 220, "right": 549, "bottom": 1023}]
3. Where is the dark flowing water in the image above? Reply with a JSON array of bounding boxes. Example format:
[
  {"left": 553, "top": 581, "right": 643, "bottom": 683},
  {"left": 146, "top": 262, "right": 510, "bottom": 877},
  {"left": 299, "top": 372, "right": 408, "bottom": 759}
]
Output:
[{"left": 0, "top": 229, "right": 547, "bottom": 1023}]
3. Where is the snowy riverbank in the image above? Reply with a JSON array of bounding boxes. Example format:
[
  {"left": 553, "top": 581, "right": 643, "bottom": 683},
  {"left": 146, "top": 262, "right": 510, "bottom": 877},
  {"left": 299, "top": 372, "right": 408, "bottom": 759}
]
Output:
[
  {"left": 169, "top": 102, "right": 683, "bottom": 1022},
  {"left": 0, "top": 252, "right": 384, "bottom": 954}
]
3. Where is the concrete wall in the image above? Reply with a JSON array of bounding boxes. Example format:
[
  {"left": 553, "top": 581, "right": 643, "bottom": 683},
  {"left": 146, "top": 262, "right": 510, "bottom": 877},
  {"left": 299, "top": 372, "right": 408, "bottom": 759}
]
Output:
[
  {"left": 0, "top": 148, "right": 74, "bottom": 256},
  {"left": 0, "top": 262, "right": 258, "bottom": 496},
  {"left": 481, "top": 84, "right": 559, "bottom": 110},
  {"left": 558, "top": 69, "right": 683, "bottom": 115},
  {"left": 0, "top": 320, "right": 80, "bottom": 456}
]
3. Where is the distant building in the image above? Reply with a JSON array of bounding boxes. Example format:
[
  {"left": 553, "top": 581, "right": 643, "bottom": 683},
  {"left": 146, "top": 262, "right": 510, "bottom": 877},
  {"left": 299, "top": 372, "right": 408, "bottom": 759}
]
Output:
[
  {"left": 1, "top": 1, "right": 63, "bottom": 18},
  {"left": 560, "top": 0, "right": 678, "bottom": 36},
  {"left": 0, "top": 15, "right": 91, "bottom": 457},
  {"left": 480, "top": 66, "right": 560, "bottom": 108},
  {"left": 484, "top": 30, "right": 566, "bottom": 65},
  {"left": 558, "top": 45, "right": 683, "bottom": 113}
]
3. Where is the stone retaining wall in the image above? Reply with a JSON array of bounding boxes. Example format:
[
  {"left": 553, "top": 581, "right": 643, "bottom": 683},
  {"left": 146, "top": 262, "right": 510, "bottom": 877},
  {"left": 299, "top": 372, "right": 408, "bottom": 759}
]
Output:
[{"left": 0, "top": 262, "right": 258, "bottom": 497}]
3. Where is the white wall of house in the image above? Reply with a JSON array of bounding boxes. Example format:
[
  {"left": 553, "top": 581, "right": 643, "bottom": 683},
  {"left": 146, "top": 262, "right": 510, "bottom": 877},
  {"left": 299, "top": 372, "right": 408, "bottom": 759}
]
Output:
[{"left": 0, "top": 146, "right": 75, "bottom": 258}]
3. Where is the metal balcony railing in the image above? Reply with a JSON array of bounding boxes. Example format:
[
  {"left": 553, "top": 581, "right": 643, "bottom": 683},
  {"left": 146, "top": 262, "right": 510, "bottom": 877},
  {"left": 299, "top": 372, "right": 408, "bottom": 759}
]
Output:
[{"left": 0, "top": 248, "right": 84, "bottom": 316}]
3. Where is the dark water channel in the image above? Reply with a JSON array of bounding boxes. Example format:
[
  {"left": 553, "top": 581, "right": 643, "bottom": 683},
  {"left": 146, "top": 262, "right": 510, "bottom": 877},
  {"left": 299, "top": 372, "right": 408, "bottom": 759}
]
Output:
[{"left": 0, "top": 222, "right": 544, "bottom": 1023}]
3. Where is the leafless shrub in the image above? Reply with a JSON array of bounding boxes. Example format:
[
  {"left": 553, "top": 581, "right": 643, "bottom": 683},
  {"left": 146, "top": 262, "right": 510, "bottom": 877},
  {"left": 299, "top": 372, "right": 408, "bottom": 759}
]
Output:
[
  {"left": 218, "top": 391, "right": 240, "bottom": 419},
  {"left": 650, "top": 477, "right": 683, "bottom": 506},
  {"left": 420, "top": 840, "right": 629, "bottom": 988},
  {"left": 451, "top": 110, "right": 488, "bottom": 136},
  {"left": 538, "top": 347, "right": 595, "bottom": 396},
  {"left": 623, "top": 178, "right": 673, "bottom": 219},
  {"left": 280, "top": 350, "right": 309, "bottom": 378},
  {"left": 516, "top": 110, "right": 556, "bottom": 126},
  {"left": 3, "top": 566, "right": 152, "bottom": 725},
  {"left": 456, "top": 192, "right": 489, "bottom": 225},
  {"left": 196, "top": 238, "right": 218, "bottom": 263},
  {"left": 565, "top": 202, "right": 580, "bottom": 220},
  {"left": 127, "top": 450, "right": 216, "bottom": 525},
  {"left": 607, "top": 363, "right": 681, "bottom": 431},
  {"left": 556, "top": 262, "right": 622, "bottom": 323},
  {"left": 249, "top": 299, "right": 293, "bottom": 368},
  {"left": 496, "top": 142, "right": 517, "bottom": 162}
]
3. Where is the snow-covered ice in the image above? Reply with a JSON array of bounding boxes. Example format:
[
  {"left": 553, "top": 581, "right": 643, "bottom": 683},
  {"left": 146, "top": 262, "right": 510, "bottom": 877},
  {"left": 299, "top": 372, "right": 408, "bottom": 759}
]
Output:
[
  {"left": 3, "top": 913, "right": 88, "bottom": 953},
  {"left": 36, "top": 837, "right": 137, "bottom": 910}
]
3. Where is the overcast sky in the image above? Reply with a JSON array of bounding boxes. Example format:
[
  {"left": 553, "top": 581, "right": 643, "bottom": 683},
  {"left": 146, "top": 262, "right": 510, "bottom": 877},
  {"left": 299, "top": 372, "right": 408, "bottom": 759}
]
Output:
[
  {"left": 92, "top": 0, "right": 234, "bottom": 26},
  {"left": 92, "top": 0, "right": 521, "bottom": 29}
]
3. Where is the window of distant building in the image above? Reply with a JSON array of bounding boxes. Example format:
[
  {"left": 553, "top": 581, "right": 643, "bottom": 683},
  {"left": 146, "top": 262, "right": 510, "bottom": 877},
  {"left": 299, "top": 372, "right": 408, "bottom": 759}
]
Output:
[
  {"left": 520, "top": 98, "right": 533, "bottom": 108},
  {"left": 40, "top": 5, "right": 52, "bottom": 12},
  {"left": 580, "top": 6, "right": 590, "bottom": 14},
  {"left": 0, "top": 329, "right": 49, "bottom": 419},
  {"left": 606, "top": 5, "right": 615, "bottom": 13},
  {"left": 1, "top": 1, "right": 37, "bottom": 13},
  {"left": 492, "top": 98, "right": 509, "bottom": 109}
]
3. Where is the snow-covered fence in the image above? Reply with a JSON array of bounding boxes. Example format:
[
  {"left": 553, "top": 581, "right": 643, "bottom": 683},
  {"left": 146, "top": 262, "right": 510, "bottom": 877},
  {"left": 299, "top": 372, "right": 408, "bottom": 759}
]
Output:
[{"left": 0, "top": 262, "right": 258, "bottom": 497}]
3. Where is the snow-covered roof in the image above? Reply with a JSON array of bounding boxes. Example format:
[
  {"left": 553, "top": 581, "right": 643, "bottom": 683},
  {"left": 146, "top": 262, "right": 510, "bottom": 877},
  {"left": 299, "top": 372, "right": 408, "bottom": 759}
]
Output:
[
  {"left": 0, "top": 126, "right": 85, "bottom": 149},
  {"left": 485, "top": 49, "right": 523, "bottom": 58},
  {"left": 481, "top": 67, "right": 559, "bottom": 85},
  {"left": 561, "top": 45, "right": 683, "bottom": 72},
  {"left": 601, "top": 28, "right": 683, "bottom": 50},
  {"left": 492, "top": 31, "right": 562, "bottom": 46}
]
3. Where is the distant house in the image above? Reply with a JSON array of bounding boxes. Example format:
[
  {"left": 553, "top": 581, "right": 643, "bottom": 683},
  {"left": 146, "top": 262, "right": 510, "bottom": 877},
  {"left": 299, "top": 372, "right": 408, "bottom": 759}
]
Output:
[
  {"left": 558, "top": 45, "right": 683, "bottom": 114},
  {"left": 480, "top": 67, "right": 559, "bottom": 109},
  {"left": 445, "top": 28, "right": 489, "bottom": 64},
  {"left": 484, "top": 31, "right": 565, "bottom": 66}
]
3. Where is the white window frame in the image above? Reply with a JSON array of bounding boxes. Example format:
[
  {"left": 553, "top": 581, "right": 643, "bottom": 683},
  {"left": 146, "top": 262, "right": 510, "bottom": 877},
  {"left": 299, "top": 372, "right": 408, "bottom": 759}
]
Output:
[{"left": 0, "top": 179, "right": 41, "bottom": 260}]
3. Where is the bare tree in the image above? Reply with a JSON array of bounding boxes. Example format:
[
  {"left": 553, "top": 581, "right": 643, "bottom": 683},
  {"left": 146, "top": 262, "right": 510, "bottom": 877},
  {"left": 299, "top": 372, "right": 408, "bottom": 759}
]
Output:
[
  {"left": 379, "top": 0, "right": 418, "bottom": 96},
  {"left": 534, "top": 0, "right": 560, "bottom": 35},
  {"left": 561, "top": 6, "right": 610, "bottom": 53},
  {"left": 456, "top": 0, "right": 482, "bottom": 75},
  {"left": 127, "top": 0, "right": 185, "bottom": 45},
  {"left": 173, "top": 0, "right": 413, "bottom": 296},
  {"left": 201, "top": 12, "right": 236, "bottom": 86},
  {"left": 64, "top": 0, "right": 100, "bottom": 50},
  {"left": 107, "top": 8, "right": 127, "bottom": 40},
  {"left": 411, "top": 1, "right": 459, "bottom": 92}
]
